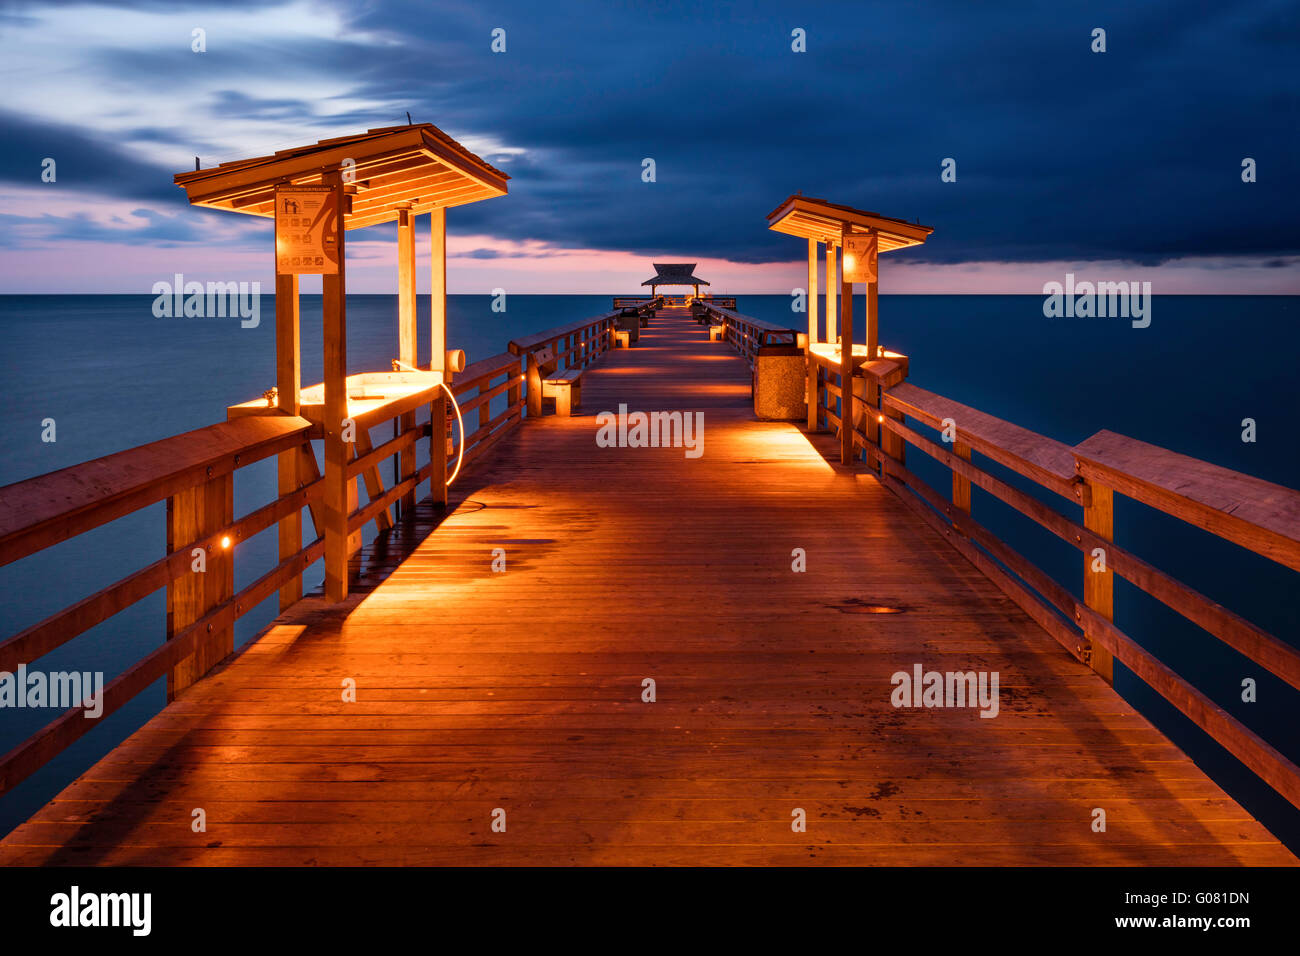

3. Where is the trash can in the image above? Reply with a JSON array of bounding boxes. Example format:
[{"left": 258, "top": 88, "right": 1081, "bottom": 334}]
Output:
[{"left": 753, "top": 344, "right": 807, "bottom": 420}]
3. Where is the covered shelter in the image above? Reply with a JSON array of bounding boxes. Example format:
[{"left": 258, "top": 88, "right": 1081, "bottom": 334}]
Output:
[
  {"left": 174, "top": 123, "right": 509, "bottom": 601},
  {"left": 641, "top": 262, "right": 711, "bottom": 300},
  {"left": 766, "top": 195, "right": 932, "bottom": 463}
]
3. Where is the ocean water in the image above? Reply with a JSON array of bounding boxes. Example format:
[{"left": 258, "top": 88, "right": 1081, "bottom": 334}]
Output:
[{"left": 0, "top": 293, "right": 1296, "bottom": 852}]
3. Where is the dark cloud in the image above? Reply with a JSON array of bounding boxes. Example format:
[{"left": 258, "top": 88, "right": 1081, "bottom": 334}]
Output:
[
  {"left": 2, "top": 0, "right": 1296, "bottom": 266},
  {"left": 0, "top": 111, "right": 183, "bottom": 205}
]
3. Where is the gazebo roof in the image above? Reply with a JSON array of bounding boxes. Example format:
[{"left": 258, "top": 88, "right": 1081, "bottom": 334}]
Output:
[
  {"left": 173, "top": 123, "right": 509, "bottom": 230},
  {"left": 766, "top": 195, "right": 933, "bottom": 251},
  {"left": 641, "top": 263, "right": 710, "bottom": 287}
]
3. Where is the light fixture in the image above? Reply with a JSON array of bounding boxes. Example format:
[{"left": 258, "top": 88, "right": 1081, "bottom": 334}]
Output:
[{"left": 220, "top": 535, "right": 232, "bottom": 549}]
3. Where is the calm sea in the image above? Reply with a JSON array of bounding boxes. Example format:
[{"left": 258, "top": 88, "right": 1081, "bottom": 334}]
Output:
[{"left": 1, "top": 293, "right": 1297, "bottom": 850}]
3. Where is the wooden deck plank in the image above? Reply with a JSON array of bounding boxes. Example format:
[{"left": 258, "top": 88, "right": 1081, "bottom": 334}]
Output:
[{"left": 2, "top": 308, "right": 1292, "bottom": 866}]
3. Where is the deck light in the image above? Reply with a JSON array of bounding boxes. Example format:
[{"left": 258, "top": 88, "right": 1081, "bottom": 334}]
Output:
[{"left": 221, "top": 535, "right": 232, "bottom": 549}]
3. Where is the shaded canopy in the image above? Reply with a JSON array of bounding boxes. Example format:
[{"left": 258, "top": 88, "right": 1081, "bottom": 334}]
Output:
[
  {"left": 641, "top": 263, "right": 710, "bottom": 288},
  {"left": 173, "top": 123, "right": 509, "bottom": 230},
  {"left": 766, "top": 195, "right": 933, "bottom": 251}
]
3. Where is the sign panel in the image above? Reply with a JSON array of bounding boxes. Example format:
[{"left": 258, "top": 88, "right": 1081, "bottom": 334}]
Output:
[
  {"left": 275, "top": 185, "right": 340, "bottom": 275},
  {"left": 842, "top": 234, "right": 878, "bottom": 283}
]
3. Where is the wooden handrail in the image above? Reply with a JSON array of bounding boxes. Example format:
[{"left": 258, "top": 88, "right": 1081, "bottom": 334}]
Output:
[
  {"left": 696, "top": 302, "right": 800, "bottom": 368},
  {"left": 0, "top": 416, "right": 312, "bottom": 568},
  {"left": 508, "top": 313, "right": 619, "bottom": 417},
  {"left": 836, "top": 367, "right": 1300, "bottom": 812},
  {"left": 884, "top": 383, "right": 1084, "bottom": 502},
  {"left": 1075, "top": 430, "right": 1300, "bottom": 573},
  {"left": 507, "top": 311, "right": 622, "bottom": 355},
  {"left": 0, "top": 343, "right": 536, "bottom": 798}
]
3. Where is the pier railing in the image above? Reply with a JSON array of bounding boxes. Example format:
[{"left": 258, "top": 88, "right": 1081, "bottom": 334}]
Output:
[
  {"left": 611, "top": 296, "right": 667, "bottom": 310},
  {"left": 827, "top": 363, "right": 1300, "bottom": 811},
  {"left": 694, "top": 302, "right": 801, "bottom": 368},
  {"left": 509, "top": 307, "right": 641, "bottom": 416},
  {"left": 0, "top": 348, "right": 526, "bottom": 795}
]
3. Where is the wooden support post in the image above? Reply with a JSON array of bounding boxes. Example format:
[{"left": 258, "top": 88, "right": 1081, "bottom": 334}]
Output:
[
  {"left": 396, "top": 207, "right": 417, "bottom": 518},
  {"left": 862, "top": 234, "right": 881, "bottom": 452},
  {"left": 952, "top": 441, "right": 972, "bottom": 514},
  {"left": 806, "top": 239, "right": 819, "bottom": 431},
  {"left": 825, "top": 241, "right": 837, "bottom": 343},
  {"left": 1083, "top": 483, "right": 1116, "bottom": 683},
  {"left": 274, "top": 271, "right": 302, "bottom": 611},
  {"left": 430, "top": 206, "right": 447, "bottom": 379},
  {"left": 166, "top": 473, "right": 233, "bottom": 700},
  {"left": 322, "top": 171, "right": 349, "bottom": 603},
  {"left": 431, "top": 393, "right": 448, "bottom": 506},
  {"left": 839, "top": 233, "right": 854, "bottom": 466}
]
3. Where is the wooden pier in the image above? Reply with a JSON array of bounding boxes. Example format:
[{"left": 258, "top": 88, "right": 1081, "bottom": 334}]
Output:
[
  {"left": 2, "top": 127, "right": 1298, "bottom": 866},
  {"left": 1, "top": 306, "right": 1296, "bottom": 865}
]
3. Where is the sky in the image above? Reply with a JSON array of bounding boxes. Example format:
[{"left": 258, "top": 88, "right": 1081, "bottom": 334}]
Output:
[{"left": 0, "top": 0, "right": 1296, "bottom": 293}]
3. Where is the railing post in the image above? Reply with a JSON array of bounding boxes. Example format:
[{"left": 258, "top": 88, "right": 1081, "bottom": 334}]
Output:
[
  {"left": 166, "top": 473, "right": 233, "bottom": 700},
  {"left": 431, "top": 392, "right": 448, "bottom": 507},
  {"left": 526, "top": 350, "right": 543, "bottom": 418},
  {"left": 880, "top": 394, "right": 904, "bottom": 471},
  {"left": 1082, "top": 479, "right": 1116, "bottom": 683},
  {"left": 478, "top": 379, "right": 491, "bottom": 438},
  {"left": 509, "top": 357, "right": 522, "bottom": 417},
  {"left": 952, "top": 441, "right": 972, "bottom": 514}
]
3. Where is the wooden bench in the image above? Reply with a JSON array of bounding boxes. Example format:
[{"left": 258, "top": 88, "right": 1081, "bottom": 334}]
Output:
[
  {"left": 533, "top": 347, "right": 583, "bottom": 416},
  {"left": 613, "top": 329, "right": 632, "bottom": 348},
  {"left": 709, "top": 324, "right": 726, "bottom": 342}
]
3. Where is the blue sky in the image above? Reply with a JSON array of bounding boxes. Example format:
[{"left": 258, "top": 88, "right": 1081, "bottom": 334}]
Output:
[{"left": 1, "top": 0, "right": 1296, "bottom": 292}]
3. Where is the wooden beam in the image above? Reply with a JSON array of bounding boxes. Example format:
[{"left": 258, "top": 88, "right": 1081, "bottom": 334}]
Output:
[
  {"left": 352, "top": 430, "right": 393, "bottom": 533},
  {"left": 322, "top": 171, "right": 349, "bottom": 602}
]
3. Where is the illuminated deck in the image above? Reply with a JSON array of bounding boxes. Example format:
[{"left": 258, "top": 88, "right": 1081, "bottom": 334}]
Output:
[{"left": 2, "top": 308, "right": 1292, "bottom": 866}]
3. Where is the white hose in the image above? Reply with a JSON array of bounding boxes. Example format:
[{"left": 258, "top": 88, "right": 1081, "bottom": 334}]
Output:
[{"left": 439, "top": 380, "right": 465, "bottom": 486}]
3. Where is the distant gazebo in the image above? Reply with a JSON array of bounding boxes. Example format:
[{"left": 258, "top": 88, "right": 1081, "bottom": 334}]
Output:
[{"left": 642, "top": 263, "right": 710, "bottom": 299}]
